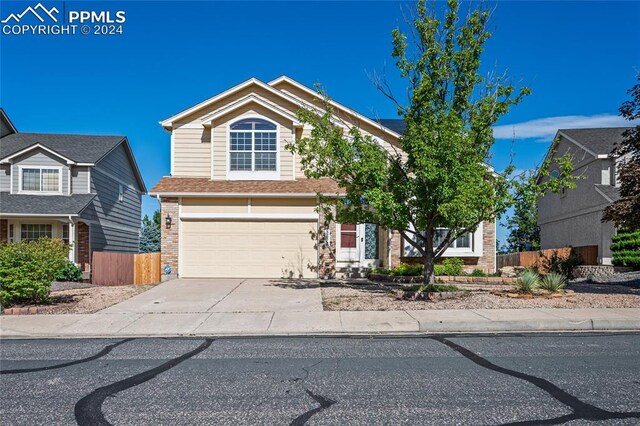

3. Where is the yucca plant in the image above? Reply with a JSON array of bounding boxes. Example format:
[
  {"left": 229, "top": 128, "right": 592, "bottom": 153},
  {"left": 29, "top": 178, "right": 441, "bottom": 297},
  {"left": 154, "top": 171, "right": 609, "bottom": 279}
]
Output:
[
  {"left": 540, "top": 272, "right": 567, "bottom": 292},
  {"left": 516, "top": 269, "right": 540, "bottom": 294}
]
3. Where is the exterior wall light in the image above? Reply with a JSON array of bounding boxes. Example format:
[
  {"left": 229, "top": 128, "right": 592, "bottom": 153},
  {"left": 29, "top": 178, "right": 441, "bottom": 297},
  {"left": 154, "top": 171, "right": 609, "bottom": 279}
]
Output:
[{"left": 165, "top": 214, "right": 172, "bottom": 228}]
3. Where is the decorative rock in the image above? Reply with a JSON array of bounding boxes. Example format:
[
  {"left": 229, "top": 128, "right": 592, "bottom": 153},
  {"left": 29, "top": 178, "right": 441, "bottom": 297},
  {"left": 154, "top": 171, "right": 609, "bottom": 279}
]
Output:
[{"left": 499, "top": 266, "right": 525, "bottom": 278}]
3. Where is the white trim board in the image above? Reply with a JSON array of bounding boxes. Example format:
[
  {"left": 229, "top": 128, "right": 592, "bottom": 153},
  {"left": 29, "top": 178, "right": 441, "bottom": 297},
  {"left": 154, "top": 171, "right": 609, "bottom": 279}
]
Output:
[
  {"left": 1, "top": 144, "right": 77, "bottom": 165},
  {"left": 150, "top": 192, "right": 334, "bottom": 198},
  {"left": 201, "top": 94, "right": 301, "bottom": 126},
  {"left": 180, "top": 212, "right": 319, "bottom": 221}
]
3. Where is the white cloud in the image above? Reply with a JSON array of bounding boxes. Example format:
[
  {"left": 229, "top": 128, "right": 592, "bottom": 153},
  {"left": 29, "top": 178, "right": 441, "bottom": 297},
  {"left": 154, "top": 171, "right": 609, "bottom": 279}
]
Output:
[{"left": 493, "top": 114, "right": 637, "bottom": 142}]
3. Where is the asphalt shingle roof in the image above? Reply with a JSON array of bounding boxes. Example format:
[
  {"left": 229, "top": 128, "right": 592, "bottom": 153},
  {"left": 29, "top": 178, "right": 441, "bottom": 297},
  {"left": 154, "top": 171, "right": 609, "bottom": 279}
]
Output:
[
  {"left": 0, "top": 133, "right": 125, "bottom": 163},
  {"left": 595, "top": 184, "right": 621, "bottom": 203},
  {"left": 150, "top": 177, "right": 342, "bottom": 194},
  {"left": 559, "top": 127, "right": 633, "bottom": 156},
  {"left": 0, "top": 193, "right": 96, "bottom": 215},
  {"left": 371, "top": 118, "right": 406, "bottom": 135}
]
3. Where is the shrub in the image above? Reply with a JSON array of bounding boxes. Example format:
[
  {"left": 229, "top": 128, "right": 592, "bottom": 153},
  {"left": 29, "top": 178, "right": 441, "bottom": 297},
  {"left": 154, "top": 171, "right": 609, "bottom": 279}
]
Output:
[
  {"left": 0, "top": 239, "right": 69, "bottom": 306},
  {"left": 539, "top": 272, "right": 567, "bottom": 292},
  {"left": 516, "top": 269, "right": 540, "bottom": 294},
  {"left": 54, "top": 260, "right": 83, "bottom": 282},
  {"left": 371, "top": 267, "right": 392, "bottom": 275},
  {"left": 434, "top": 257, "right": 464, "bottom": 276},
  {"left": 390, "top": 263, "right": 423, "bottom": 276},
  {"left": 611, "top": 229, "right": 640, "bottom": 268},
  {"left": 403, "top": 283, "right": 462, "bottom": 292},
  {"left": 469, "top": 268, "right": 487, "bottom": 277},
  {"left": 541, "top": 249, "right": 583, "bottom": 278}
]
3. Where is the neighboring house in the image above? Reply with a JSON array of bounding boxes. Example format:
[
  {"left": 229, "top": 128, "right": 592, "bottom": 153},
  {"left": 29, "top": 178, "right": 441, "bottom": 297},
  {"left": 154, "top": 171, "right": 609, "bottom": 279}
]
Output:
[
  {"left": 537, "top": 127, "right": 631, "bottom": 265},
  {"left": 0, "top": 109, "right": 147, "bottom": 271},
  {"left": 150, "top": 76, "right": 496, "bottom": 279}
]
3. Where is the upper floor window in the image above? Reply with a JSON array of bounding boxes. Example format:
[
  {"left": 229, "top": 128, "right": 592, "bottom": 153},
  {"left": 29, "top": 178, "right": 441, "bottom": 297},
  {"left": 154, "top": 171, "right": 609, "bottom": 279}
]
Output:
[
  {"left": 229, "top": 118, "right": 277, "bottom": 173},
  {"left": 21, "top": 167, "right": 61, "bottom": 193}
]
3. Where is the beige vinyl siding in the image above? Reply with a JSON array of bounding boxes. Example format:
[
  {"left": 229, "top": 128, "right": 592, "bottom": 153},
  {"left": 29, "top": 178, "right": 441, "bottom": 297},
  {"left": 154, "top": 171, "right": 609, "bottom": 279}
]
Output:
[
  {"left": 172, "top": 126, "right": 211, "bottom": 177},
  {"left": 181, "top": 220, "right": 318, "bottom": 278},
  {"left": 251, "top": 198, "right": 317, "bottom": 214},
  {"left": 212, "top": 104, "right": 295, "bottom": 180},
  {"left": 181, "top": 197, "right": 248, "bottom": 214}
]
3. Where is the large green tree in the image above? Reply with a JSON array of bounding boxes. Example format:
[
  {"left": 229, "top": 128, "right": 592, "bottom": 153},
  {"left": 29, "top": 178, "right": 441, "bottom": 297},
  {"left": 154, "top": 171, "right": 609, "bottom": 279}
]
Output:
[
  {"left": 139, "top": 210, "right": 161, "bottom": 253},
  {"left": 289, "top": 0, "right": 574, "bottom": 285},
  {"left": 602, "top": 75, "right": 640, "bottom": 229},
  {"left": 505, "top": 171, "right": 540, "bottom": 252}
]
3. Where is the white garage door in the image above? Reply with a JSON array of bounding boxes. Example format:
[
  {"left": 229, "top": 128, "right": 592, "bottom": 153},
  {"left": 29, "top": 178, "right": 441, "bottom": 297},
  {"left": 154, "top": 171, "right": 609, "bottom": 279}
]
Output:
[{"left": 181, "top": 220, "right": 318, "bottom": 278}]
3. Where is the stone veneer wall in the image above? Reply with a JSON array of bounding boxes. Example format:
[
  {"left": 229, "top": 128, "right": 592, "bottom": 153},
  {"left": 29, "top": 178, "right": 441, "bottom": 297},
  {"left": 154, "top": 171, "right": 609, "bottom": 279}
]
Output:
[
  {"left": 77, "top": 222, "right": 90, "bottom": 270},
  {"left": 0, "top": 219, "right": 7, "bottom": 243},
  {"left": 161, "top": 197, "right": 179, "bottom": 281},
  {"left": 318, "top": 208, "right": 337, "bottom": 278}
]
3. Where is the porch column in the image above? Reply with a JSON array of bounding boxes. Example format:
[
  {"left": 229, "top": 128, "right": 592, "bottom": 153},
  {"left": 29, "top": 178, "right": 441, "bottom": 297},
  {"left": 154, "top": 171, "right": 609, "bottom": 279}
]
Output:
[{"left": 69, "top": 221, "right": 76, "bottom": 262}]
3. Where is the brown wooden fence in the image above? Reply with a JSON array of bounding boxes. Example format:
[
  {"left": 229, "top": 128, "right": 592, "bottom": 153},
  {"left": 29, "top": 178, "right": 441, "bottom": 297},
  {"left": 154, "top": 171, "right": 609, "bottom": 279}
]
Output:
[
  {"left": 92, "top": 252, "right": 161, "bottom": 286},
  {"left": 497, "top": 245, "right": 598, "bottom": 271}
]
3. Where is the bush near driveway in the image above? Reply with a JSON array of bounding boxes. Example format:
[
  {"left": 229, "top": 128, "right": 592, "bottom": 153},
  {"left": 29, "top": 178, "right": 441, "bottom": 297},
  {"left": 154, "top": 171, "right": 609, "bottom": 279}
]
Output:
[{"left": 0, "top": 238, "right": 69, "bottom": 306}]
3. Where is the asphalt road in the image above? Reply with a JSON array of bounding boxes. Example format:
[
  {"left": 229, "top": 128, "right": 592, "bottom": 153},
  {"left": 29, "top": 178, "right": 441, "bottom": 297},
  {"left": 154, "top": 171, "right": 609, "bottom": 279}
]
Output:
[{"left": 1, "top": 334, "right": 639, "bottom": 425}]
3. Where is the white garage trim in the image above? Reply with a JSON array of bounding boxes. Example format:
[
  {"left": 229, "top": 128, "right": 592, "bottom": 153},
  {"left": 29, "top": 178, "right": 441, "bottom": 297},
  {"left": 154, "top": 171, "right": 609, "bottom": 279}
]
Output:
[{"left": 180, "top": 212, "right": 319, "bottom": 221}]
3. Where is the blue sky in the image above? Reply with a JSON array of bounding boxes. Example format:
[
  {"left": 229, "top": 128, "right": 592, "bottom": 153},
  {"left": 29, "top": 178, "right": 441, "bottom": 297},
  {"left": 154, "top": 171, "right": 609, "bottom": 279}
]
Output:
[{"left": 1, "top": 1, "right": 639, "bottom": 245}]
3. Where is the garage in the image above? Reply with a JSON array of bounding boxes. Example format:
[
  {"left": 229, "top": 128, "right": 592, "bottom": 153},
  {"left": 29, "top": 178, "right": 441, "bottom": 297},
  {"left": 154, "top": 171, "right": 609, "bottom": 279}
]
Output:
[{"left": 181, "top": 220, "right": 318, "bottom": 278}]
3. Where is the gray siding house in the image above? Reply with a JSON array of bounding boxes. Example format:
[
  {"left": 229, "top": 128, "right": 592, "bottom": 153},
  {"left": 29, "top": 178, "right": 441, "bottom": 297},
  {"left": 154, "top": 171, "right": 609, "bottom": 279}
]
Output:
[
  {"left": 537, "top": 127, "right": 630, "bottom": 265},
  {"left": 0, "top": 109, "right": 146, "bottom": 271}
]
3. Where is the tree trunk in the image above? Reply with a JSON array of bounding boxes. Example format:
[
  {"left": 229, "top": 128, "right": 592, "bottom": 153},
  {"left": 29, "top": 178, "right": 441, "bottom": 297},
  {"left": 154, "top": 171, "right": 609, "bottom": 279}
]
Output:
[{"left": 423, "top": 253, "right": 435, "bottom": 285}]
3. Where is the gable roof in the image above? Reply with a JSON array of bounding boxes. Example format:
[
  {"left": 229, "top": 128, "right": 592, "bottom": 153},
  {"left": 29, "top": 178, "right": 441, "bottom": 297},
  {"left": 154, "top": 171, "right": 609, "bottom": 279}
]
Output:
[
  {"left": 160, "top": 76, "right": 403, "bottom": 139},
  {"left": 268, "top": 75, "right": 402, "bottom": 139},
  {"left": 160, "top": 77, "right": 307, "bottom": 129},
  {"left": 594, "top": 184, "right": 620, "bottom": 203},
  {"left": 0, "top": 193, "right": 96, "bottom": 216},
  {"left": 0, "top": 108, "right": 17, "bottom": 136},
  {"left": 558, "top": 127, "right": 633, "bottom": 157},
  {"left": 0, "top": 133, "right": 147, "bottom": 192},
  {"left": 0, "top": 133, "right": 125, "bottom": 164}
]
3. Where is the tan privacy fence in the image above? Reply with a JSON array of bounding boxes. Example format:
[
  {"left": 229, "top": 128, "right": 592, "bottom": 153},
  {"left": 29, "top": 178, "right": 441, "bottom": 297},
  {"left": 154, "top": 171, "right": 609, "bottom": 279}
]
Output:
[
  {"left": 92, "top": 252, "right": 161, "bottom": 285},
  {"left": 497, "top": 246, "right": 598, "bottom": 271}
]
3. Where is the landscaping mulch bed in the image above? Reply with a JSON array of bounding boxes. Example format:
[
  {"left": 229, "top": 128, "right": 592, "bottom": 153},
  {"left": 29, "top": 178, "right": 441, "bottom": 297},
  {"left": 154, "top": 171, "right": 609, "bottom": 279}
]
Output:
[
  {"left": 3, "top": 283, "right": 155, "bottom": 315},
  {"left": 321, "top": 279, "right": 640, "bottom": 311}
]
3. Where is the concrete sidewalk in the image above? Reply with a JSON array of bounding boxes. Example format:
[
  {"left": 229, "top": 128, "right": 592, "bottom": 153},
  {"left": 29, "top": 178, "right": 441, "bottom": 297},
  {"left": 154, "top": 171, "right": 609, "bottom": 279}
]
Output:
[{"left": 1, "top": 308, "right": 639, "bottom": 338}]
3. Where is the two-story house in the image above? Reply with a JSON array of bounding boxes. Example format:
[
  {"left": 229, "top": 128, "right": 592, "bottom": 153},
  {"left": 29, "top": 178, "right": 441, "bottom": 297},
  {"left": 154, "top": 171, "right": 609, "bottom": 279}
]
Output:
[
  {"left": 537, "top": 127, "right": 630, "bottom": 265},
  {"left": 0, "top": 109, "right": 147, "bottom": 271},
  {"left": 150, "top": 76, "right": 496, "bottom": 279}
]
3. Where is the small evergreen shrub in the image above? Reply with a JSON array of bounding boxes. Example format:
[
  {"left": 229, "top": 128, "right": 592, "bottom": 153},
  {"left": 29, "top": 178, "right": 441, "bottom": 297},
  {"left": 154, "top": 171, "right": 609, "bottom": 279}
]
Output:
[
  {"left": 540, "top": 272, "right": 567, "bottom": 292},
  {"left": 611, "top": 229, "right": 640, "bottom": 268},
  {"left": 516, "top": 269, "right": 540, "bottom": 294},
  {"left": 0, "top": 239, "right": 69, "bottom": 306},
  {"left": 54, "top": 260, "right": 83, "bottom": 282},
  {"left": 469, "top": 268, "right": 487, "bottom": 277}
]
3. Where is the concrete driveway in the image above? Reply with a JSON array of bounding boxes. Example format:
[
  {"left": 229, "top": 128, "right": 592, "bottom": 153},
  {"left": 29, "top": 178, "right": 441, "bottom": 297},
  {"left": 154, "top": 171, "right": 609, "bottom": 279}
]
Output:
[{"left": 100, "top": 278, "right": 324, "bottom": 314}]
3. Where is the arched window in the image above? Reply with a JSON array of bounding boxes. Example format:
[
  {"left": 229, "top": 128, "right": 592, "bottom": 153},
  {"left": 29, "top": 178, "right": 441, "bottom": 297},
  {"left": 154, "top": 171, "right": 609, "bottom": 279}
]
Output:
[{"left": 229, "top": 118, "right": 277, "bottom": 172}]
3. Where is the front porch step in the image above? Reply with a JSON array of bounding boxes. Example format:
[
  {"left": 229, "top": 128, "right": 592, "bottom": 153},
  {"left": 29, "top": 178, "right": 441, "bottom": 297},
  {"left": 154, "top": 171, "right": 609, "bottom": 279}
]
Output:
[{"left": 335, "top": 266, "right": 374, "bottom": 279}]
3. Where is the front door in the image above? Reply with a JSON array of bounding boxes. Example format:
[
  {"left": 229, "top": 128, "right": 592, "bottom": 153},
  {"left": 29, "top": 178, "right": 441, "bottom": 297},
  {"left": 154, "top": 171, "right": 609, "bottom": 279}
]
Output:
[
  {"left": 337, "top": 223, "right": 359, "bottom": 262},
  {"left": 337, "top": 223, "right": 379, "bottom": 265}
]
